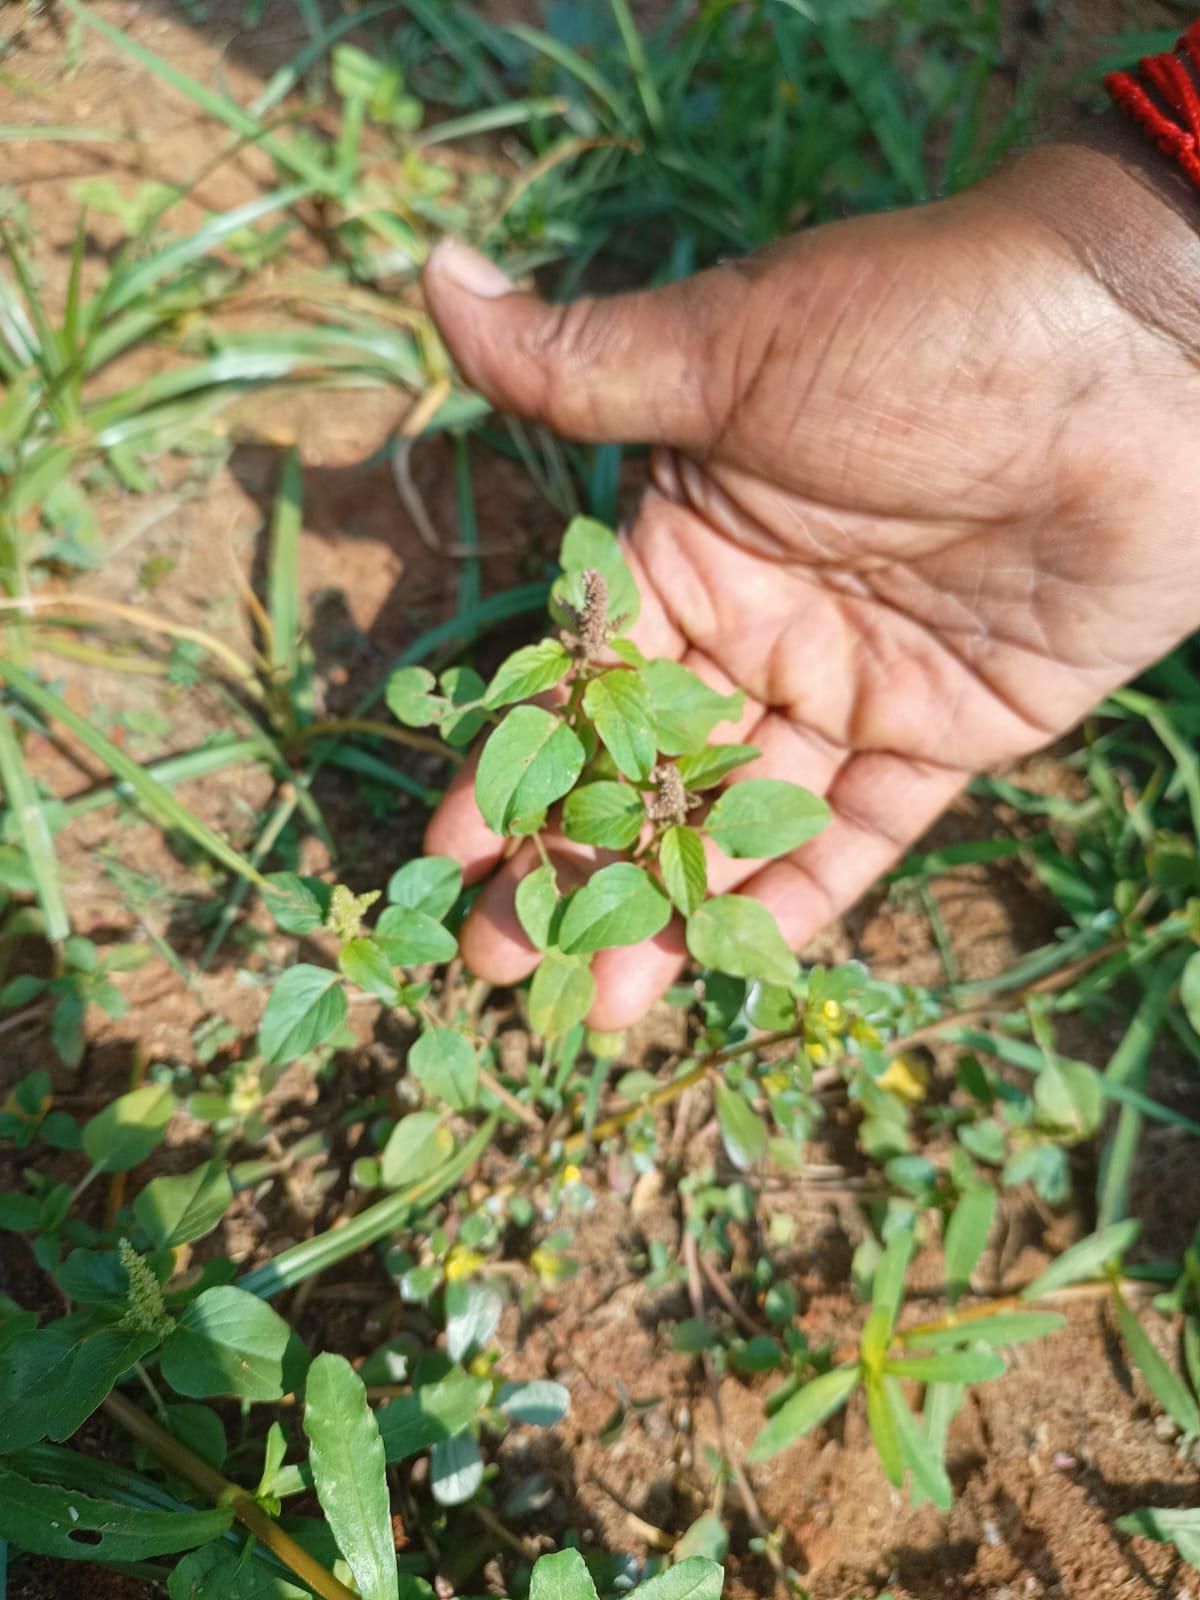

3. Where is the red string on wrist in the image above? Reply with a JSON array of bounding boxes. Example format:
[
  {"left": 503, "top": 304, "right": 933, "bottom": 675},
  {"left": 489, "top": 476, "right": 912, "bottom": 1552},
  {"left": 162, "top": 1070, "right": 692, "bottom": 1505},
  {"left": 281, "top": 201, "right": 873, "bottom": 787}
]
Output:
[{"left": 1105, "top": 21, "right": 1200, "bottom": 188}]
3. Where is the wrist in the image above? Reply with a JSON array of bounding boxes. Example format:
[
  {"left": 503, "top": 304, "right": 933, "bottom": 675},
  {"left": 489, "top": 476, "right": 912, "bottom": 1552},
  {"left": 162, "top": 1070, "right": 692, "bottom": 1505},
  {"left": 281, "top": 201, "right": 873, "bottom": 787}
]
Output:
[{"left": 977, "top": 110, "right": 1200, "bottom": 361}]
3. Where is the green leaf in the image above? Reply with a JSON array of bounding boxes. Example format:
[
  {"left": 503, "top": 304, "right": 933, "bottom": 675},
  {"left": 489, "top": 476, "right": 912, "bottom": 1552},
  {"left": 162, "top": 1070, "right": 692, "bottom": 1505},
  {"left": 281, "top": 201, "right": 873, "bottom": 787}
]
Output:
[
  {"left": 627, "top": 1558, "right": 724, "bottom": 1600},
  {"left": 660, "top": 825, "right": 707, "bottom": 916},
  {"left": 438, "top": 666, "right": 489, "bottom": 746},
  {"left": 303, "top": 1352, "right": 399, "bottom": 1600},
  {"left": 169, "top": 1545, "right": 310, "bottom": 1598},
  {"left": 1116, "top": 1504, "right": 1200, "bottom": 1567},
  {"left": 714, "top": 1079, "right": 768, "bottom": 1170},
  {"left": 386, "top": 666, "right": 441, "bottom": 726},
  {"left": 882, "top": 1349, "right": 1005, "bottom": 1384},
  {"left": 703, "top": 779, "right": 829, "bottom": 859},
  {"left": 558, "top": 864, "right": 671, "bottom": 955},
  {"left": 410, "top": 1029, "right": 478, "bottom": 1110},
  {"left": 686, "top": 895, "right": 798, "bottom": 986},
  {"left": 134, "top": 1160, "right": 232, "bottom": 1249},
  {"left": 1181, "top": 950, "right": 1200, "bottom": 1034},
  {"left": 430, "top": 1430, "right": 483, "bottom": 1505},
  {"left": 676, "top": 744, "right": 760, "bottom": 791},
  {"left": 515, "top": 863, "right": 561, "bottom": 951},
  {"left": 339, "top": 938, "right": 401, "bottom": 1004},
  {"left": 386, "top": 856, "right": 462, "bottom": 919},
  {"left": 0, "top": 1325, "right": 159, "bottom": 1449},
  {"left": 747, "top": 1364, "right": 861, "bottom": 1462},
  {"left": 562, "top": 781, "right": 645, "bottom": 849},
  {"left": 554, "top": 516, "right": 640, "bottom": 632},
  {"left": 529, "top": 952, "right": 595, "bottom": 1037},
  {"left": 381, "top": 1113, "right": 454, "bottom": 1188},
  {"left": 530, "top": 1547, "right": 599, "bottom": 1600},
  {"left": 258, "top": 965, "right": 348, "bottom": 1065},
  {"left": 475, "top": 706, "right": 585, "bottom": 835},
  {"left": 943, "top": 1184, "right": 996, "bottom": 1304},
  {"left": 866, "top": 1373, "right": 903, "bottom": 1487},
  {"left": 1034, "top": 1058, "right": 1103, "bottom": 1140},
  {"left": 375, "top": 1369, "right": 489, "bottom": 1463},
  {"left": 0, "top": 1464, "right": 231, "bottom": 1560},
  {"left": 484, "top": 639, "right": 573, "bottom": 707},
  {"left": 641, "top": 661, "right": 742, "bottom": 756},
  {"left": 261, "top": 872, "right": 332, "bottom": 935},
  {"left": 870, "top": 1225, "right": 915, "bottom": 1335},
  {"left": 582, "top": 669, "right": 657, "bottom": 782},
  {"left": 883, "top": 1376, "right": 952, "bottom": 1510},
  {"left": 901, "top": 1311, "right": 1066, "bottom": 1350},
  {"left": 375, "top": 906, "right": 458, "bottom": 966},
  {"left": 497, "top": 1379, "right": 570, "bottom": 1426},
  {"left": 445, "top": 1281, "right": 502, "bottom": 1362},
  {"left": 1021, "top": 1219, "right": 1141, "bottom": 1300},
  {"left": 82, "top": 1083, "right": 175, "bottom": 1173},
  {"left": 1114, "top": 1296, "right": 1200, "bottom": 1436},
  {"left": 160, "top": 1286, "right": 294, "bottom": 1401}
]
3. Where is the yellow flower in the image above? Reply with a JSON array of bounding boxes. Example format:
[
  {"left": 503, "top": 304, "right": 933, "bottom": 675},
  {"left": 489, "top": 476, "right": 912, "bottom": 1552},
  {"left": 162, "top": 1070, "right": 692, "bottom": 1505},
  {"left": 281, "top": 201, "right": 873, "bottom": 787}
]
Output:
[
  {"left": 445, "top": 1246, "right": 484, "bottom": 1282},
  {"left": 761, "top": 1072, "right": 790, "bottom": 1097},
  {"left": 804, "top": 1041, "right": 828, "bottom": 1066},
  {"left": 821, "top": 999, "right": 844, "bottom": 1027},
  {"left": 877, "top": 1054, "right": 929, "bottom": 1103},
  {"left": 561, "top": 1163, "right": 582, "bottom": 1185}
]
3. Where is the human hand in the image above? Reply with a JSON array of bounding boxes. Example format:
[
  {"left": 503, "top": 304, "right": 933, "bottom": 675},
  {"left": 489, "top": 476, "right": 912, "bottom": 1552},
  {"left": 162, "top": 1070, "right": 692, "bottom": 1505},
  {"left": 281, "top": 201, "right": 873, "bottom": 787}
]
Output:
[{"left": 422, "top": 134, "right": 1200, "bottom": 1029}]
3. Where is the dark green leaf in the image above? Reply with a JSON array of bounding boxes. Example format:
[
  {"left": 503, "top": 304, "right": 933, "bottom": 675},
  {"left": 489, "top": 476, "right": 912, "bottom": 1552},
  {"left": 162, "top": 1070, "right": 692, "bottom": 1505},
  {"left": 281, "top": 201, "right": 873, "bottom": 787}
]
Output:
[
  {"left": 0, "top": 1464, "right": 230, "bottom": 1560},
  {"left": 375, "top": 1369, "right": 489, "bottom": 1463},
  {"left": 169, "top": 1545, "right": 309, "bottom": 1598},
  {"left": 303, "top": 1352, "right": 399, "bottom": 1600},
  {"left": 561, "top": 781, "right": 645, "bottom": 849},
  {"left": 259, "top": 965, "right": 347, "bottom": 1065},
  {"left": 686, "top": 895, "right": 798, "bottom": 986},
  {"left": 704, "top": 779, "right": 829, "bottom": 859},
  {"left": 160, "top": 1286, "right": 293, "bottom": 1401},
  {"left": 660, "top": 825, "right": 707, "bottom": 916},
  {"left": 558, "top": 864, "right": 671, "bottom": 955},
  {"left": 475, "top": 706, "right": 585, "bottom": 835}
]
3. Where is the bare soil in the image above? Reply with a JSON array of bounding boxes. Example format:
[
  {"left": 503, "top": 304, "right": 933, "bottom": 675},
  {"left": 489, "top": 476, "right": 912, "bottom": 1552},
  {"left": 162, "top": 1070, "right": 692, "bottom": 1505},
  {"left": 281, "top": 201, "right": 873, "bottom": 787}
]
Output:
[{"left": 2, "top": 3, "right": 1198, "bottom": 1597}]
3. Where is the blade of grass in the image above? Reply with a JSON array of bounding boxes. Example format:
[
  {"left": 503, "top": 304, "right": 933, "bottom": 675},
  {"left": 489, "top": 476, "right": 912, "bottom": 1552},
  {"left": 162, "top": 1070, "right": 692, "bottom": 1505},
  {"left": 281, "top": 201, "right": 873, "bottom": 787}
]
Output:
[
  {"left": 419, "top": 97, "right": 568, "bottom": 144},
  {"left": 267, "top": 446, "right": 304, "bottom": 712},
  {"left": 507, "top": 23, "right": 630, "bottom": 123},
  {"left": 1096, "top": 967, "right": 1176, "bottom": 1230},
  {"left": 61, "top": 737, "right": 274, "bottom": 819},
  {"left": 452, "top": 434, "right": 481, "bottom": 617},
  {"left": 609, "top": 0, "right": 663, "bottom": 131},
  {"left": 0, "top": 697, "right": 69, "bottom": 942},
  {"left": 199, "top": 785, "right": 300, "bottom": 971},
  {"left": 0, "top": 658, "right": 263, "bottom": 885}
]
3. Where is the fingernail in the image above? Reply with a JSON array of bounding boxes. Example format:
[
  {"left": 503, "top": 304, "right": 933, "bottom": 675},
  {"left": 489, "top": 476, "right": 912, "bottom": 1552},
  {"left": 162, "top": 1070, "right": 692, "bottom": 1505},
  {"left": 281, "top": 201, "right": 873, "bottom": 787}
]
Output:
[{"left": 427, "top": 238, "right": 514, "bottom": 299}]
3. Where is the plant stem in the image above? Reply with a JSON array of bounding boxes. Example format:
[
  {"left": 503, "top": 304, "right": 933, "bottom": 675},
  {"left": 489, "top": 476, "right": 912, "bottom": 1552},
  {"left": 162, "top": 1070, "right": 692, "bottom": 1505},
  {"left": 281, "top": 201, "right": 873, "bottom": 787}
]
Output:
[
  {"left": 103, "top": 1391, "right": 358, "bottom": 1600},
  {"left": 294, "top": 717, "right": 461, "bottom": 762}
]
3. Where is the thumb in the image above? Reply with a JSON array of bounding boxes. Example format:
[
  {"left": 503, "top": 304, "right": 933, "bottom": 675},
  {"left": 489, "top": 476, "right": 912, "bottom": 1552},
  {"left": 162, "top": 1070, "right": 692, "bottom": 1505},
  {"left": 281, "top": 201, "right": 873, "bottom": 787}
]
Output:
[{"left": 423, "top": 237, "right": 740, "bottom": 451}]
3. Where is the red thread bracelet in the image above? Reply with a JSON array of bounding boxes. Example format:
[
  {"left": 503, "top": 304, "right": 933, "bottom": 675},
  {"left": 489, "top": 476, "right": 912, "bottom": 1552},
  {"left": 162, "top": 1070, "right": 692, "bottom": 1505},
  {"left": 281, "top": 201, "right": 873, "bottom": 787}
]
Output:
[{"left": 1106, "top": 21, "right": 1200, "bottom": 188}]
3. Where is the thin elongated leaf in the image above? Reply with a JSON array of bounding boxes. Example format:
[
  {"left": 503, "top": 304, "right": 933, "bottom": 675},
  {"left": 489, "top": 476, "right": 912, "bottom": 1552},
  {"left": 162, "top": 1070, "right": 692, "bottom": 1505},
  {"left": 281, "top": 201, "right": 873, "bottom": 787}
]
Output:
[
  {"left": 1115, "top": 1296, "right": 1200, "bottom": 1437},
  {"left": 267, "top": 446, "right": 304, "bottom": 705},
  {"left": 0, "top": 1465, "right": 230, "bottom": 1560},
  {"left": 515, "top": 863, "right": 561, "bottom": 951},
  {"left": 943, "top": 1185, "right": 996, "bottom": 1304},
  {"left": 303, "top": 1353, "right": 399, "bottom": 1600},
  {"left": 901, "top": 1311, "right": 1066, "bottom": 1350},
  {"left": 1117, "top": 1503, "right": 1200, "bottom": 1566},
  {"left": 0, "top": 659, "right": 262, "bottom": 885},
  {"left": 883, "top": 1376, "right": 952, "bottom": 1510},
  {"left": 882, "top": 1349, "right": 1005, "bottom": 1384},
  {"left": 866, "top": 1373, "right": 903, "bottom": 1487},
  {"left": 1021, "top": 1219, "right": 1141, "bottom": 1300},
  {"left": 746, "top": 1364, "right": 861, "bottom": 1462},
  {"left": 0, "top": 699, "right": 68, "bottom": 941}
]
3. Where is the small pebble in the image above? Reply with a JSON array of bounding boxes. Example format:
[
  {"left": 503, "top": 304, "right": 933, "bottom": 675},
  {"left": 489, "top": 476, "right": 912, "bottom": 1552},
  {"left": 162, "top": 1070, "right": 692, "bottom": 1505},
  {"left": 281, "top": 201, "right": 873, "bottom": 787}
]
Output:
[{"left": 1053, "top": 1451, "right": 1076, "bottom": 1469}]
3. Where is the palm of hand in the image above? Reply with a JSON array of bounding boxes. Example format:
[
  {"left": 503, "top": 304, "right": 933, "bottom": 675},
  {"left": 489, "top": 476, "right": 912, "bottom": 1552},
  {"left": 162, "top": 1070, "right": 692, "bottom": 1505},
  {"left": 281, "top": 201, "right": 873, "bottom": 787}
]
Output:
[{"left": 425, "top": 185, "right": 1200, "bottom": 1027}]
